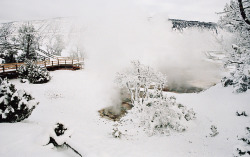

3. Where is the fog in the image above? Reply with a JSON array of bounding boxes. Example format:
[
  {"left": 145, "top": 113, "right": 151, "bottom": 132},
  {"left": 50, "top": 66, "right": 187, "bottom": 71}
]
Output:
[
  {"left": 64, "top": 0, "right": 225, "bottom": 91},
  {"left": 0, "top": 0, "right": 229, "bottom": 23},
  {"left": 2, "top": 0, "right": 225, "bottom": 92}
]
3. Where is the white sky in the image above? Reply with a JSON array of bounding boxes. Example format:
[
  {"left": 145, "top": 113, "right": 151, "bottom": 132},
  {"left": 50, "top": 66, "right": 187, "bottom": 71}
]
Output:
[{"left": 0, "top": 0, "right": 230, "bottom": 23}]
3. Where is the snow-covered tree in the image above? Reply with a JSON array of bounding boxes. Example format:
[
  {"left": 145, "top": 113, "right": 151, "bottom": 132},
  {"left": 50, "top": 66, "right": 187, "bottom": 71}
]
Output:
[
  {"left": 17, "top": 60, "right": 51, "bottom": 84},
  {"left": 16, "top": 23, "right": 40, "bottom": 62},
  {"left": 115, "top": 61, "right": 195, "bottom": 136},
  {"left": 69, "top": 43, "right": 84, "bottom": 59},
  {"left": 219, "top": 0, "right": 250, "bottom": 93},
  {"left": 46, "top": 34, "right": 65, "bottom": 56},
  {"left": 116, "top": 60, "right": 167, "bottom": 105},
  {"left": 67, "top": 24, "right": 85, "bottom": 59},
  {"left": 0, "top": 78, "right": 38, "bottom": 122},
  {"left": 0, "top": 23, "right": 18, "bottom": 63}
]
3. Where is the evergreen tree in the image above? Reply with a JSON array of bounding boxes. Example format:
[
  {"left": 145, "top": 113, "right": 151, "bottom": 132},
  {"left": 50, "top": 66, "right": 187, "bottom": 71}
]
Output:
[
  {"left": 0, "top": 23, "right": 18, "bottom": 63},
  {"left": 17, "top": 60, "right": 51, "bottom": 84},
  {"left": 16, "top": 23, "right": 40, "bottom": 62},
  {"left": 0, "top": 78, "right": 39, "bottom": 122}
]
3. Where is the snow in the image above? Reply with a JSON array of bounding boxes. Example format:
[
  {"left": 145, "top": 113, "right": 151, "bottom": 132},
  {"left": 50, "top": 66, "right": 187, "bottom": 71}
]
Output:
[
  {"left": 35, "top": 50, "right": 54, "bottom": 59},
  {"left": 0, "top": 69, "right": 249, "bottom": 157}
]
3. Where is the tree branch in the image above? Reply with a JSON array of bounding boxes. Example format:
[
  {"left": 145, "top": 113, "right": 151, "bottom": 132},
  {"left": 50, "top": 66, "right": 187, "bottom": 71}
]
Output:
[{"left": 228, "top": 60, "right": 244, "bottom": 64}]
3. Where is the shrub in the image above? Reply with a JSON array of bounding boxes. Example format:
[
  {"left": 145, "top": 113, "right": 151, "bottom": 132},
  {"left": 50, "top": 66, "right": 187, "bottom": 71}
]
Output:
[
  {"left": 45, "top": 122, "right": 82, "bottom": 157},
  {"left": 221, "top": 68, "right": 250, "bottom": 93},
  {"left": 120, "top": 95, "right": 196, "bottom": 136},
  {"left": 17, "top": 60, "right": 51, "bottom": 84},
  {"left": 234, "top": 127, "right": 250, "bottom": 156},
  {"left": 0, "top": 78, "right": 39, "bottom": 122},
  {"left": 115, "top": 61, "right": 196, "bottom": 136}
]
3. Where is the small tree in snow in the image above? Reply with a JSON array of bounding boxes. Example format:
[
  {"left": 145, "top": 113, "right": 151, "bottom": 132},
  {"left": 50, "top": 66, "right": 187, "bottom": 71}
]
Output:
[
  {"left": 16, "top": 23, "right": 40, "bottom": 62},
  {"left": 116, "top": 60, "right": 167, "bottom": 105},
  {"left": 0, "top": 23, "right": 18, "bottom": 63},
  {"left": 17, "top": 60, "right": 51, "bottom": 84},
  {"left": 0, "top": 78, "right": 38, "bottom": 122},
  {"left": 115, "top": 61, "right": 195, "bottom": 136},
  {"left": 45, "top": 122, "right": 82, "bottom": 157}
]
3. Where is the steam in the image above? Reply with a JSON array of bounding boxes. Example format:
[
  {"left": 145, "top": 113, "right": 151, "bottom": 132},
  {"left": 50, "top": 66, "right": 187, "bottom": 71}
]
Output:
[{"left": 61, "top": 0, "right": 225, "bottom": 92}]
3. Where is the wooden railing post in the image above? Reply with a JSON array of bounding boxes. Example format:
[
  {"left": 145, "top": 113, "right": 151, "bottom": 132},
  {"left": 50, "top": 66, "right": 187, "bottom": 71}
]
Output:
[
  {"left": 2, "top": 66, "right": 4, "bottom": 73},
  {"left": 44, "top": 61, "right": 46, "bottom": 67},
  {"left": 58, "top": 59, "right": 59, "bottom": 66},
  {"left": 16, "top": 64, "right": 18, "bottom": 71},
  {"left": 52, "top": 61, "right": 53, "bottom": 66},
  {"left": 65, "top": 60, "right": 66, "bottom": 65}
]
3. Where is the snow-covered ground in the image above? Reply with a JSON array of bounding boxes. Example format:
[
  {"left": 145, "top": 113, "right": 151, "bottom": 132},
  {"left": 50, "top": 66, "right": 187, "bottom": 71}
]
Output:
[{"left": 0, "top": 69, "right": 249, "bottom": 157}]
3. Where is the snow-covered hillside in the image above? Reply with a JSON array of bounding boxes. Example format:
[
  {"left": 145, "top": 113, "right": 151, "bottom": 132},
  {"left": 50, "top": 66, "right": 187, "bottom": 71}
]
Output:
[{"left": 0, "top": 69, "right": 249, "bottom": 157}]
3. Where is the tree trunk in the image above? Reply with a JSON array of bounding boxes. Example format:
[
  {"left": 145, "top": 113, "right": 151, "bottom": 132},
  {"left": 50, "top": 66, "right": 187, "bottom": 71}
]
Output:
[
  {"left": 26, "top": 35, "right": 30, "bottom": 59},
  {"left": 238, "top": 0, "right": 250, "bottom": 25}
]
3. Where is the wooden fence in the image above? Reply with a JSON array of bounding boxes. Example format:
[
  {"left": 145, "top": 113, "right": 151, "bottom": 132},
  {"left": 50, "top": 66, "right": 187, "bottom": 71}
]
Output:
[{"left": 0, "top": 57, "right": 84, "bottom": 74}]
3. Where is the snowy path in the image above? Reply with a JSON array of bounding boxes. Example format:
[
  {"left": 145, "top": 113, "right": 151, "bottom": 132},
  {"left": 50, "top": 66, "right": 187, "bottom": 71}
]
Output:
[{"left": 0, "top": 70, "right": 249, "bottom": 157}]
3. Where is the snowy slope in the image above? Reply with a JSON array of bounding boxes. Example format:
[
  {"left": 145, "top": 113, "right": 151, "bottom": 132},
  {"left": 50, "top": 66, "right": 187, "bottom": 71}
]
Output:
[{"left": 0, "top": 69, "right": 249, "bottom": 157}]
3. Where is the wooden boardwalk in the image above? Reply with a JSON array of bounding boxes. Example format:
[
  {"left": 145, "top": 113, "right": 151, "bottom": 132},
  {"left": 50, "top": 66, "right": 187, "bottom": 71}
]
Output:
[{"left": 0, "top": 57, "right": 84, "bottom": 78}]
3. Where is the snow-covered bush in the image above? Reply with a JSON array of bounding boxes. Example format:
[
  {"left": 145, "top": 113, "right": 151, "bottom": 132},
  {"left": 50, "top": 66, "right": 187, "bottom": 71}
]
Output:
[
  {"left": 45, "top": 122, "right": 82, "bottom": 157},
  {"left": 47, "top": 123, "right": 72, "bottom": 146},
  {"left": 121, "top": 95, "right": 196, "bottom": 135},
  {"left": 116, "top": 60, "right": 167, "bottom": 105},
  {"left": 234, "top": 127, "right": 250, "bottom": 156},
  {"left": 0, "top": 78, "right": 38, "bottom": 122},
  {"left": 115, "top": 61, "right": 196, "bottom": 136},
  {"left": 209, "top": 125, "right": 219, "bottom": 137},
  {"left": 236, "top": 111, "right": 248, "bottom": 117},
  {"left": 112, "top": 127, "right": 122, "bottom": 138},
  {"left": 17, "top": 60, "right": 51, "bottom": 84},
  {"left": 221, "top": 46, "right": 250, "bottom": 93}
]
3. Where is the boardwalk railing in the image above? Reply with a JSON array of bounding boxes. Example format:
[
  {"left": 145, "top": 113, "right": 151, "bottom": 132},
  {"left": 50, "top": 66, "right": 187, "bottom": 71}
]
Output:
[{"left": 0, "top": 57, "right": 84, "bottom": 73}]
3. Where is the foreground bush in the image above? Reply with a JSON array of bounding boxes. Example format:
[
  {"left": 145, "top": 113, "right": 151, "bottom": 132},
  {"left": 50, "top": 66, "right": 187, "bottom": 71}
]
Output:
[
  {"left": 0, "top": 78, "right": 39, "bottom": 122},
  {"left": 120, "top": 95, "right": 196, "bottom": 136},
  {"left": 45, "top": 122, "right": 82, "bottom": 157},
  {"left": 17, "top": 60, "right": 51, "bottom": 84},
  {"left": 115, "top": 61, "right": 196, "bottom": 136}
]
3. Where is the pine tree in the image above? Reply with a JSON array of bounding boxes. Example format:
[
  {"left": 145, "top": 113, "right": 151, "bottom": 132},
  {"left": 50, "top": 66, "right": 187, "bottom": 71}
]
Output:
[
  {"left": 0, "top": 78, "right": 39, "bottom": 122},
  {"left": 0, "top": 23, "right": 18, "bottom": 63},
  {"left": 17, "top": 60, "right": 51, "bottom": 84},
  {"left": 16, "top": 23, "right": 40, "bottom": 62}
]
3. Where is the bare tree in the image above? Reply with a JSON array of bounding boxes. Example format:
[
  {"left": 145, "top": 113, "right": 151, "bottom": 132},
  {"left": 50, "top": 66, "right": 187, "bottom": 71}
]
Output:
[{"left": 46, "top": 34, "right": 65, "bottom": 56}]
